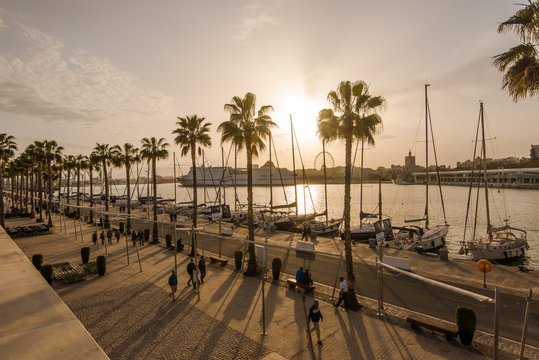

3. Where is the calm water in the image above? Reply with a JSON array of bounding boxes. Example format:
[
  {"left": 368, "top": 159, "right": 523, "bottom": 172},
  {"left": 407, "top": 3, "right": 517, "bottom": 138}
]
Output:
[{"left": 83, "top": 182, "right": 539, "bottom": 268}]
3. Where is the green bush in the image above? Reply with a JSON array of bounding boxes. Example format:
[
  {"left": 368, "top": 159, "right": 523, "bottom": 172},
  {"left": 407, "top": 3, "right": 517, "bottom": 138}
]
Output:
[
  {"left": 165, "top": 234, "right": 172, "bottom": 248},
  {"left": 97, "top": 255, "right": 106, "bottom": 276},
  {"left": 81, "top": 247, "right": 90, "bottom": 264},
  {"left": 84, "top": 261, "right": 98, "bottom": 273},
  {"left": 272, "top": 257, "right": 282, "bottom": 281},
  {"left": 144, "top": 228, "right": 150, "bottom": 242},
  {"left": 455, "top": 306, "right": 476, "bottom": 345},
  {"left": 119, "top": 222, "right": 125, "bottom": 234},
  {"left": 40, "top": 264, "right": 53, "bottom": 285},
  {"left": 32, "top": 254, "right": 43, "bottom": 270},
  {"left": 234, "top": 250, "right": 243, "bottom": 270}
]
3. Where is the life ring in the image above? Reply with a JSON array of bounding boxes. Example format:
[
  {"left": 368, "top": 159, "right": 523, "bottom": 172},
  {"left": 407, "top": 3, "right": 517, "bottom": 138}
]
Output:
[{"left": 406, "top": 238, "right": 414, "bottom": 245}]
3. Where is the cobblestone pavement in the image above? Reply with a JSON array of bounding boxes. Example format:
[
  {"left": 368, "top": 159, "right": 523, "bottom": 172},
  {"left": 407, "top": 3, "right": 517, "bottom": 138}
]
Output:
[
  {"left": 8, "top": 215, "right": 538, "bottom": 360},
  {"left": 62, "top": 282, "right": 270, "bottom": 360}
]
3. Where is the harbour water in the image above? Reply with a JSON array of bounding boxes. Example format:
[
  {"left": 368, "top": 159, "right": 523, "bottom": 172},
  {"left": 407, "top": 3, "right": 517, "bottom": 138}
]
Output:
[{"left": 81, "top": 182, "right": 539, "bottom": 268}]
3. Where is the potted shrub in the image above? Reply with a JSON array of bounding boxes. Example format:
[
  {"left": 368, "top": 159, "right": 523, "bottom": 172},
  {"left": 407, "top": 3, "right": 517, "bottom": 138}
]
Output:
[
  {"left": 272, "top": 257, "right": 282, "bottom": 281},
  {"left": 81, "top": 247, "right": 90, "bottom": 264},
  {"left": 144, "top": 229, "right": 150, "bottom": 242},
  {"left": 97, "top": 255, "right": 106, "bottom": 276},
  {"left": 40, "top": 264, "right": 53, "bottom": 285},
  {"left": 234, "top": 250, "right": 243, "bottom": 270},
  {"left": 32, "top": 254, "right": 43, "bottom": 270},
  {"left": 165, "top": 234, "right": 172, "bottom": 248},
  {"left": 119, "top": 222, "right": 125, "bottom": 234},
  {"left": 456, "top": 306, "right": 476, "bottom": 345}
]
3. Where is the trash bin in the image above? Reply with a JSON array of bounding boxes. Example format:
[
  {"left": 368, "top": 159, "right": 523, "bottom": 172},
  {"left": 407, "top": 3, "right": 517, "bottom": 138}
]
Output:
[
  {"left": 439, "top": 248, "right": 448, "bottom": 261},
  {"left": 369, "top": 238, "right": 376, "bottom": 248}
]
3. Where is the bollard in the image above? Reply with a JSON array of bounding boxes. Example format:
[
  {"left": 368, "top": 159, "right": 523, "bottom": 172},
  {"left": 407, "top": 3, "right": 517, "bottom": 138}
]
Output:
[{"left": 439, "top": 248, "right": 448, "bottom": 261}]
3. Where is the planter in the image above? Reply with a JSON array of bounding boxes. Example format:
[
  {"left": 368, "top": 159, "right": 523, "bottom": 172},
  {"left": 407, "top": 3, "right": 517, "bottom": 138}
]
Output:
[{"left": 456, "top": 306, "right": 476, "bottom": 345}]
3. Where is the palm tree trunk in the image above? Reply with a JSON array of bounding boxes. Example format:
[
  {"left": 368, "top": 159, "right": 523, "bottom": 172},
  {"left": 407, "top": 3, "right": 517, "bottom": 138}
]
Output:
[
  {"left": 38, "top": 164, "right": 43, "bottom": 222},
  {"left": 126, "top": 163, "right": 131, "bottom": 233},
  {"left": 344, "top": 134, "right": 361, "bottom": 310},
  {"left": 30, "top": 171, "right": 35, "bottom": 218},
  {"left": 66, "top": 170, "right": 71, "bottom": 205},
  {"left": 89, "top": 166, "right": 94, "bottom": 223},
  {"left": 0, "top": 165, "right": 5, "bottom": 228},
  {"left": 76, "top": 166, "right": 81, "bottom": 219},
  {"left": 152, "top": 156, "right": 158, "bottom": 243},
  {"left": 245, "top": 134, "right": 258, "bottom": 276},
  {"left": 190, "top": 143, "right": 197, "bottom": 256},
  {"left": 103, "top": 160, "right": 110, "bottom": 228},
  {"left": 25, "top": 170, "right": 29, "bottom": 213},
  {"left": 47, "top": 161, "right": 53, "bottom": 226}
]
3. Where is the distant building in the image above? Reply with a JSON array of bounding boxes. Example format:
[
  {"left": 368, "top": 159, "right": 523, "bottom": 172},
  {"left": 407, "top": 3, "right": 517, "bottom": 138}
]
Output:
[
  {"left": 531, "top": 144, "right": 539, "bottom": 160},
  {"left": 404, "top": 150, "right": 415, "bottom": 175}
]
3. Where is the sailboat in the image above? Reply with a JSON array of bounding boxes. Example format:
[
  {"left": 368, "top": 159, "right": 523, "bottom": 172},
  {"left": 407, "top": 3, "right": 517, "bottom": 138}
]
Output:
[
  {"left": 459, "top": 102, "right": 528, "bottom": 261},
  {"left": 393, "top": 84, "right": 448, "bottom": 251}
]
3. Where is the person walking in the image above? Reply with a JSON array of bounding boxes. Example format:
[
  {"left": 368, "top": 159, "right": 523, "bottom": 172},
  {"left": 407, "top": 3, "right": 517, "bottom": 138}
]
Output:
[
  {"left": 308, "top": 300, "right": 323, "bottom": 345},
  {"left": 193, "top": 265, "right": 201, "bottom": 290},
  {"left": 186, "top": 258, "right": 195, "bottom": 287},
  {"left": 92, "top": 231, "right": 97, "bottom": 246},
  {"left": 296, "top": 266, "right": 304, "bottom": 282},
  {"left": 334, "top": 276, "right": 349, "bottom": 309},
  {"left": 107, "top": 229, "right": 113, "bottom": 245},
  {"left": 115, "top": 229, "right": 120, "bottom": 243},
  {"left": 198, "top": 256, "right": 206, "bottom": 284},
  {"left": 100, "top": 231, "right": 105, "bottom": 245},
  {"left": 138, "top": 229, "right": 144, "bottom": 246},
  {"left": 302, "top": 269, "right": 313, "bottom": 286},
  {"left": 168, "top": 270, "right": 178, "bottom": 301},
  {"left": 131, "top": 231, "right": 137, "bottom": 247}
]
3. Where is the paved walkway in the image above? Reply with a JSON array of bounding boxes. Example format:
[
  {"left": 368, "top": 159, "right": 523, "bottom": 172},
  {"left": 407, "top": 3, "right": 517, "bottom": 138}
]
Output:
[{"left": 6, "top": 215, "right": 538, "bottom": 359}]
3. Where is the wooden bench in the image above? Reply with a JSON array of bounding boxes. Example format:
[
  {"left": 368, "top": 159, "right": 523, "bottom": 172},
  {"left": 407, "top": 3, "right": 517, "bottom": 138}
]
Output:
[
  {"left": 209, "top": 256, "right": 228, "bottom": 266},
  {"left": 286, "top": 278, "right": 315, "bottom": 293},
  {"left": 406, "top": 315, "right": 458, "bottom": 339}
]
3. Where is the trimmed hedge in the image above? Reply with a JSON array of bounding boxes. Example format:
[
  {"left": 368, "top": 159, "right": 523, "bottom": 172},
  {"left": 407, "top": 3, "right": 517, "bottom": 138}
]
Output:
[
  {"left": 97, "top": 256, "right": 106, "bottom": 276},
  {"left": 32, "top": 254, "right": 43, "bottom": 270},
  {"left": 272, "top": 257, "right": 282, "bottom": 281},
  {"left": 81, "top": 247, "right": 90, "bottom": 264},
  {"left": 234, "top": 250, "right": 243, "bottom": 270},
  {"left": 456, "top": 306, "right": 476, "bottom": 345},
  {"left": 40, "top": 265, "right": 53, "bottom": 285}
]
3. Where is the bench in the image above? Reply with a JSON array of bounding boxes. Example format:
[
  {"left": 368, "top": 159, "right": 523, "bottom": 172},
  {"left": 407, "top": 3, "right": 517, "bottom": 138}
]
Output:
[
  {"left": 406, "top": 315, "right": 458, "bottom": 339},
  {"left": 209, "top": 256, "right": 228, "bottom": 266},
  {"left": 286, "top": 278, "right": 315, "bottom": 293}
]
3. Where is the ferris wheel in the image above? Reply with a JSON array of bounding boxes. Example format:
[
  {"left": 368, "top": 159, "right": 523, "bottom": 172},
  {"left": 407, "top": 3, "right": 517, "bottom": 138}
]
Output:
[{"left": 313, "top": 150, "right": 335, "bottom": 170}]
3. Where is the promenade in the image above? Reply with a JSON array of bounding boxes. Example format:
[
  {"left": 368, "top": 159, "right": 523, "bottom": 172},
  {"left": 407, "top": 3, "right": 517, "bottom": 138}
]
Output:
[{"left": 4, "top": 214, "right": 538, "bottom": 359}]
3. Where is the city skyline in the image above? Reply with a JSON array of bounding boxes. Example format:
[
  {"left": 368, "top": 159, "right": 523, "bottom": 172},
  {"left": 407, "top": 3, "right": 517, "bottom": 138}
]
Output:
[{"left": 1, "top": 0, "right": 537, "bottom": 176}]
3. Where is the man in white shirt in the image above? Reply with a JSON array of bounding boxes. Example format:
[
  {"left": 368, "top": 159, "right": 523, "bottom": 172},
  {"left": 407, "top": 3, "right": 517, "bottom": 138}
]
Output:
[{"left": 334, "top": 276, "right": 349, "bottom": 309}]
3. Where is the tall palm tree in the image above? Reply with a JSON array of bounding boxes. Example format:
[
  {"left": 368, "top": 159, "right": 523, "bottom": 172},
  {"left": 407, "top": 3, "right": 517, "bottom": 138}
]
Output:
[
  {"left": 64, "top": 155, "right": 76, "bottom": 206},
  {"left": 140, "top": 137, "right": 169, "bottom": 243},
  {"left": 219, "top": 92, "right": 275, "bottom": 275},
  {"left": 112, "top": 143, "right": 138, "bottom": 233},
  {"left": 173, "top": 115, "right": 212, "bottom": 255},
  {"left": 317, "top": 80, "right": 385, "bottom": 310},
  {"left": 93, "top": 143, "right": 115, "bottom": 228},
  {"left": 75, "top": 155, "right": 88, "bottom": 219},
  {"left": 493, "top": 1, "right": 539, "bottom": 100},
  {"left": 0, "top": 133, "right": 17, "bottom": 228},
  {"left": 19, "top": 152, "right": 32, "bottom": 213},
  {"left": 88, "top": 152, "right": 101, "bottom": 223},
  {"left": 31, "top": 141, "right": 46, "bottom": 222},
  {"left": 24, "top": 144, "right": 38, "bottom": 219},
  {"left": 43, "top": 140, "right": 64, "bottom": 226}
]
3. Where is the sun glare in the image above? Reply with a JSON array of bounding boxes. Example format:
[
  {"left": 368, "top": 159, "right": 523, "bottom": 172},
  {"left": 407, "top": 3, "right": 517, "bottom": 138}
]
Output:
[{"left": 275, "top": 93, "right": 325, "bottom": 142}]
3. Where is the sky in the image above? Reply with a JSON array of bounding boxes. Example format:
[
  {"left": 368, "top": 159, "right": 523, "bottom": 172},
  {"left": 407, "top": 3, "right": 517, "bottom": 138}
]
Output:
[{"left": 0, "top": 0, "right": 537, "bottom": 176}]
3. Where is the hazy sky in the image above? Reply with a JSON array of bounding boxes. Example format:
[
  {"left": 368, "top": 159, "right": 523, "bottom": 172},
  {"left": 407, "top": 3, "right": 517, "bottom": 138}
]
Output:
[{"left": 1, "top": 0, "right": 537, "bottom": 176}]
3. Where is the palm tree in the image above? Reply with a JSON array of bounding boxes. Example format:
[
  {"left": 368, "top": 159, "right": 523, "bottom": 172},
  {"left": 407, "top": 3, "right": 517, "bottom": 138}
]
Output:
[
  {"left": 0, "top": 134, "right": 17, "bottom": 227},
  {"left": 63, "top": 155, "right": 76, "bottom": 207},
  {"left": 75, "top": 155, "right": 88, "bottom": 219},
  {"left": 19, "top": 152, "right": 32, "bottom": 213},
  {"left": 317, "top": 80, "right": 385, "bottom": 310},
  {"left": 93, "top": 143, "right": 116, "bottom": 228},
  {"left": 88, "top": 152, "right": 101, "bottom": 223},
  {"left": 43, "top": 140, "right": 64, "bottom": 226},
  {"left": 493, "top": 1, "right": 539, "bottom": 101},
  {"left": 24, "top": 144, "right": 39, "bottom": 219},
  {"left": 31, "top": 141, "right": 46, "bottom": 222},
  {"left": 112, "top": 143, "right": 138, "bottom": 233},
  {"left": 173, "top": 115, "right": 212, "bottom": 255},
  {"left": 219, "top": 92, "right": 275, "bottom": 275},
  {"left": 140, "top": 137, "right": 169, "bottom": 243}
]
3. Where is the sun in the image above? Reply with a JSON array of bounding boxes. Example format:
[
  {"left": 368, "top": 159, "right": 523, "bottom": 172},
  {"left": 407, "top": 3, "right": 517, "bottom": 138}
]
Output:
[{"left": 275, "top": 92, "right": 326, "bottom": 142}]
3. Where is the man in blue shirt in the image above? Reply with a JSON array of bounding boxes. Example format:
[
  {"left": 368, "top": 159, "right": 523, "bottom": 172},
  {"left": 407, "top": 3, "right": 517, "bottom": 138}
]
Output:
[
  {"left": 308, "top": 300, "right": 323, "bottom": 345},
  {"left": 168, "top": 270, "right": 178, "bottom": 301},
  {"left": 296, "top": 267, "right": 304, "bottom": 282}
]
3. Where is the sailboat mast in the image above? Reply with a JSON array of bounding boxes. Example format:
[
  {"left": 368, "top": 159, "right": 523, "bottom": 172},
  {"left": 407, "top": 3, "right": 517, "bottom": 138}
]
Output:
[
  {"left": 424, "top": 83, "right": 430, "bottom": 229},
  {"left": 269, "top": 134, "right": 273, "bottom": 210},
  {"left": 290, "top": 115, "right": 298, "bottom": 216},
  {"left": 221, "top": 147, "right": 226, "bottom": 204},
  {"left": 479, "top": 102, "right": 492, "bottom": 239},
  {"left": 173, "top": 152, "right": 177, "bottom": 204},
  {"left": 378, "top": 176, "right": 382, "bottom": 221},
  {"left": 202, "top": 150, "right": 206, "bottom": 205},
  {"left": 234, "top": 145, "right": 237, "bottom": 211},
  {"left": 322, "top": 140, "right": 328, "bottom": 225}
]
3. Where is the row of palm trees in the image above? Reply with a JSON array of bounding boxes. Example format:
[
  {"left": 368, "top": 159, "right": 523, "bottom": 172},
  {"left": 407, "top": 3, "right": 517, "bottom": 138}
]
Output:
[{"left": 1, "top": 80, "right": 385, "bottom": 309}]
